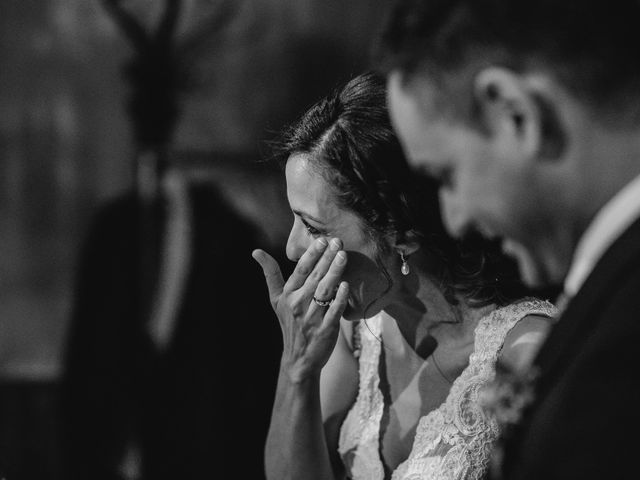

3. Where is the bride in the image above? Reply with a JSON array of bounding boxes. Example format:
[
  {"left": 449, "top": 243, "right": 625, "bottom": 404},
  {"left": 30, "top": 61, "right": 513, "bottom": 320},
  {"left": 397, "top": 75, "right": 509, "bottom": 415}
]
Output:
[{"left": 253, "top": 73, "right": 556, "bottom": 480}]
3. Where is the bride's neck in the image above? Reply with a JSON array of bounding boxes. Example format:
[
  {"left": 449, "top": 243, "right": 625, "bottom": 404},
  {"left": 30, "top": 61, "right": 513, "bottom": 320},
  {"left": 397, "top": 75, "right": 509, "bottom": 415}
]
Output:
[
  {"left": 384, "top": 271, "right": 454, "bottom": 355},
  {"left": 385, "top": 271, "right": 493, "bottom": 360}
]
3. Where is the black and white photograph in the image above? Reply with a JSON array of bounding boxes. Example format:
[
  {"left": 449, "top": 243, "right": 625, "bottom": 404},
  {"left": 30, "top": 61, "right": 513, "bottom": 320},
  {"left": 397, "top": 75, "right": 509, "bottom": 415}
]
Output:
[{"left": 1, "top": 1, "right": 639, "bottom": 479}]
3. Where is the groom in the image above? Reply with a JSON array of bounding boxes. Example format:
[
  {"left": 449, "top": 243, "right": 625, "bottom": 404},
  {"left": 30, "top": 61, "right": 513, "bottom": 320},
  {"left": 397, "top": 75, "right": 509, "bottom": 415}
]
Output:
[{"left": 379, "top": 0, "right": 640, "bottom": 478}]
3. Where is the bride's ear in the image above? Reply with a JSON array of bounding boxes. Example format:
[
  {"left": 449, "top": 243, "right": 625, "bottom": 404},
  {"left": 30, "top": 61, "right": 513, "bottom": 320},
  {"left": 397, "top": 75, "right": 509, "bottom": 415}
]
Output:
[{"left": 393, "top": 230, "right": 421, "bottom": 257}]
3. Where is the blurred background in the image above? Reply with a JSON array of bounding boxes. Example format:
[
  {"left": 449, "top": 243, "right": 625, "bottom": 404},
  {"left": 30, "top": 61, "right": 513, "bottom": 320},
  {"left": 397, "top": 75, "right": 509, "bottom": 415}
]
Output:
[{"left": 0, "top": 0, "right": 389, "bottom": 478}]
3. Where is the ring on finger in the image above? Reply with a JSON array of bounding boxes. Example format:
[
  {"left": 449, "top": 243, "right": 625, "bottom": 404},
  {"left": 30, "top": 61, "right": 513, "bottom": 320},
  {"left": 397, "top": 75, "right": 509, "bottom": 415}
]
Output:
[{"left": 313, "top": 296, "right": 334, "bottom": 307}]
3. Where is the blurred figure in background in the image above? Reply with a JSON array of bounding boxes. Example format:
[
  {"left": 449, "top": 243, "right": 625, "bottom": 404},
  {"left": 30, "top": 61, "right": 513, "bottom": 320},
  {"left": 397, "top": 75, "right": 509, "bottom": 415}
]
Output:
[
  {"left": 61, "top": 0, "right": 284, "bottom": 475},
  {"left": 61, "top": 168, "right": 281, "bottom": 480}
]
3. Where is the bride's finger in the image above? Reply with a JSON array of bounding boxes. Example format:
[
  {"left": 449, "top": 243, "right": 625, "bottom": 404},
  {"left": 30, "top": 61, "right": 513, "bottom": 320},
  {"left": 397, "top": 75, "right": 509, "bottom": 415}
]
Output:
[
  {"left": 301, "top": 238, "right": 342, "bottom": 298},
  {"left": 252, "top": 249, "right": 285, "bottom": 309},
  {"left": 311, "top": 249, "right": 347, "bottom": 304},
  {"left": 322, "top": 281, "right": 349, "bottom": 331},
  {"left": 284, "top": 237, "right": 328, "bottom": 293}
]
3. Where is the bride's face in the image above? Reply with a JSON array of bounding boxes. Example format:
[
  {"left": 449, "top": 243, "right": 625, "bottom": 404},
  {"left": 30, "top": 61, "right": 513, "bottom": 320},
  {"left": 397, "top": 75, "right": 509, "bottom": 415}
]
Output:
[{"left": 285, "top": 153, "right": 394, "bottom": 320}]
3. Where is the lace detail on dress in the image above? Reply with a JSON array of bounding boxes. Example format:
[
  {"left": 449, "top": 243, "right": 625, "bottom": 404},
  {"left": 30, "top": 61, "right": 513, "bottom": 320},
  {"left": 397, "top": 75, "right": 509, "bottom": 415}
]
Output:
[
  {"left": 338, "top": 300, "right": 556, "bottom": 480},
  {"left": 338, "top": 314, "right": 386, "bottom": 480}
]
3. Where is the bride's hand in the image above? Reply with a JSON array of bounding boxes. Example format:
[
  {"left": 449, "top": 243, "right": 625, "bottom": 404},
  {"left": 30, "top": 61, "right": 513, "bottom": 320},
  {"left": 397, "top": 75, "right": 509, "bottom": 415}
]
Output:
[{"left": 252, "top": 237, "right": 349, "bottom": 383}]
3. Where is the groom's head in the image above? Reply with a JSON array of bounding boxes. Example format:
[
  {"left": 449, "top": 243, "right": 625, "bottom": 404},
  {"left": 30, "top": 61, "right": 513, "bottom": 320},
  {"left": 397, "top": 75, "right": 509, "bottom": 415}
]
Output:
[{"left": 380, "top": 0, "right": 640, "bottom": 287}]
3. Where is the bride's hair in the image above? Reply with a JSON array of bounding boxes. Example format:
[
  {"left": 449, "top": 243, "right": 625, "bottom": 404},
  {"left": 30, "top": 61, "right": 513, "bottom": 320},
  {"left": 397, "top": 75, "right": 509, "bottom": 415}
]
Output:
[{"left": 273, "top": 72, "right": 530, "bottom": 307}]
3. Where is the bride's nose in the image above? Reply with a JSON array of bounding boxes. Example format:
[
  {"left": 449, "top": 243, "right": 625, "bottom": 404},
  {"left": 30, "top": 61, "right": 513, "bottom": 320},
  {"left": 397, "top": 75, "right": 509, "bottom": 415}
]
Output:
[{"left": 285, "top": 220, "right": 310, "bottom": 262}]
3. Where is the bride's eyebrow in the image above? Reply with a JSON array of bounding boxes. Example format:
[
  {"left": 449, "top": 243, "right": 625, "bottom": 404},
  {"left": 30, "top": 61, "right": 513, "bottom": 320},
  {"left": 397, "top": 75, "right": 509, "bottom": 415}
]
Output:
[{"left": 292, "top": 209, "right": 326, "bottom": 225}]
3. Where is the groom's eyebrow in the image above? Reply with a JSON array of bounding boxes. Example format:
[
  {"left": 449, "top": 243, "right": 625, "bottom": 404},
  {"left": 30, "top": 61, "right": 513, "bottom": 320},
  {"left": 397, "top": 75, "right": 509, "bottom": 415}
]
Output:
[
  {"left": 414, "top": 161, "right": 453, "bottom": 189},
  {"left": 412, "top": 162, "right": 435, "bottom": 176},
  {"left": 421, "top": 160, "right": 444, "bottom": 176},
  {"left": 409, "top": 159, "right": 438, "bottom": 178},
  {"left": 412, "top": 164, "right": 447, "bottom": 187}
]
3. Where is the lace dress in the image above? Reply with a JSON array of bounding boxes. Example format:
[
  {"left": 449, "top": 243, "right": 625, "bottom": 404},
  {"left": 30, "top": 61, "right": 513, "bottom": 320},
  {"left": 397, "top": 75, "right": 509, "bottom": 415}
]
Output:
[{"left": 337, "top": 299, "right": 556, "bottom": 480}]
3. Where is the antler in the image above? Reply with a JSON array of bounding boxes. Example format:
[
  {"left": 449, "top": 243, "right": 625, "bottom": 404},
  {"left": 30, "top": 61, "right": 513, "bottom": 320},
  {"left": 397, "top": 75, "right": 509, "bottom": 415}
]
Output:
[
  {"left": 155, "top": 0, "right": 182, "bottom": 47},
  {"left": 101, "top": 0, "right": 249, "bottom": 149},
  {"left": 100, "top": 0, "right": 150, "bottom": 50},
  {"left": 101, "top": 0, "right": 185, "bottom": 148}
]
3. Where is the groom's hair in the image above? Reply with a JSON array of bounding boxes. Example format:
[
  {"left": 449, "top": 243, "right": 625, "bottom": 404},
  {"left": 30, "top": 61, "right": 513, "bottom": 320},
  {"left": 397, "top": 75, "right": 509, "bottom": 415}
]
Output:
[{"left": 378, "top": 0, "right": 640, "bottom": 125}]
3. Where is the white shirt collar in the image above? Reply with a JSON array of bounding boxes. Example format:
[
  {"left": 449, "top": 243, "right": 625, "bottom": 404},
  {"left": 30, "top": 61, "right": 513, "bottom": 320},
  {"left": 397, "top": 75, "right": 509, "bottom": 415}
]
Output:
[{"left": 564, "top": 173, "right": 640, "bottom": 297}]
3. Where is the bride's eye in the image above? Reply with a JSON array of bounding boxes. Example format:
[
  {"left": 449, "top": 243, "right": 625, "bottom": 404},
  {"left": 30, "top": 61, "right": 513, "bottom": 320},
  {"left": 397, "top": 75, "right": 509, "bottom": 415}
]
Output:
[{"left": 302, "top": 219, "right": 322, "bottom": 236}]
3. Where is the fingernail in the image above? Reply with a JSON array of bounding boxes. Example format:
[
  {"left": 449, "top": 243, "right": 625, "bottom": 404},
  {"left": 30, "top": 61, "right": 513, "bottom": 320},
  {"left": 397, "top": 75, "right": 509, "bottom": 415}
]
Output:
[
  {"left": 336, "top": 251, "right": 346, "bottom": 264},
  {"left": 330, "top": 238, "right": 341, "bottom": 251},
  {"left": 317, "top": 237, "right": 328, "bottom": 248}
]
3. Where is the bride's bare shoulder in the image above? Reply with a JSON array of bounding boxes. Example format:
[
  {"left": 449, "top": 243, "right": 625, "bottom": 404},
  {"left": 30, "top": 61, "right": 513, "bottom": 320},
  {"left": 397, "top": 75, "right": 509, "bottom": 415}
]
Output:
[{"left": 499, "top": 314, "right": 553, "bottom": 373}]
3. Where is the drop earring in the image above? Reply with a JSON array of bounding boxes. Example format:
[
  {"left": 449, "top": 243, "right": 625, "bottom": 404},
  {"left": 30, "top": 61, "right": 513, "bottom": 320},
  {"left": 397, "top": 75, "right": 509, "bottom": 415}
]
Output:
[{"left": 400, "top": 252, "right": 410, "bottom": 276}]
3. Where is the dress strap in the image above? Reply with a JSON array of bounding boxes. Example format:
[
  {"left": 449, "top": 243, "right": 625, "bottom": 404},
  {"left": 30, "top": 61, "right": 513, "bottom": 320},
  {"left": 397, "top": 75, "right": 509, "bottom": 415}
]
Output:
[{"left": 471, "top": 298, "right": 557, "bottom": 365}]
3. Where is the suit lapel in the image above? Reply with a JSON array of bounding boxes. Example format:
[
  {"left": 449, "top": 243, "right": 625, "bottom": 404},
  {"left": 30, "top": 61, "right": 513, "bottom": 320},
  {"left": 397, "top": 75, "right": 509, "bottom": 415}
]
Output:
[{"left": 533, "top": 216, "right": 640, "bottom": 399}]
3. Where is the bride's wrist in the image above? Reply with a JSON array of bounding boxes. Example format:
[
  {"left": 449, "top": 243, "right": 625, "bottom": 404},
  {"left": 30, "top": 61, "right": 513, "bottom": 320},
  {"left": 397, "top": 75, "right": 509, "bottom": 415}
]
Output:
[{"left": 279, "top": 358, "right": 321, "bottom": 386}]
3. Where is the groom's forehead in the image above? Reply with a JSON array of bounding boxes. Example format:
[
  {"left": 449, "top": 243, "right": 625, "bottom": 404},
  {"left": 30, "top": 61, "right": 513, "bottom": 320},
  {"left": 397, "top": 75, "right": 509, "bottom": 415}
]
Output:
[{"left": 391, "top": 71, "right": 473, "bottom": 130}]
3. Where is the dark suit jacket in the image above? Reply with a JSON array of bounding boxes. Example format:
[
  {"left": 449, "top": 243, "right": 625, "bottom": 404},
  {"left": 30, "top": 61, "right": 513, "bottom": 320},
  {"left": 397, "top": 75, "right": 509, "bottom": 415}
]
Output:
[
  {"left": 496, "top": 216, "right": 640, "bottom": 479},
  {"left": 61, "top": 183, "right": 282, "bottom": 480}
]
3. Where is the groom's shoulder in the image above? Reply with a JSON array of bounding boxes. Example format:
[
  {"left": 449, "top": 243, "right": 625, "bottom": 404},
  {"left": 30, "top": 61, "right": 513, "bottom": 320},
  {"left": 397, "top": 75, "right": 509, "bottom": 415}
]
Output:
[
  {"left": 577, "top": 217, "right": 640, "bottom": 312},
  {"left": 506, "top": 269, "right": 640, "bottom": 478},
  {"left": 565, "top": 222, "right": 640, "bottom": 347}
]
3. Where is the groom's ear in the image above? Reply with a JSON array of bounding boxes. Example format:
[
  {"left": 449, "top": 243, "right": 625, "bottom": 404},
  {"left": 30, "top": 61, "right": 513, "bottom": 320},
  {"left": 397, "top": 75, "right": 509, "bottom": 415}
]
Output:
[{"left": 472, "top": 67, "right": 567, "bottom": 162}]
